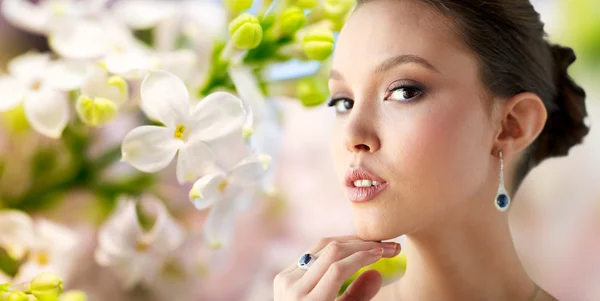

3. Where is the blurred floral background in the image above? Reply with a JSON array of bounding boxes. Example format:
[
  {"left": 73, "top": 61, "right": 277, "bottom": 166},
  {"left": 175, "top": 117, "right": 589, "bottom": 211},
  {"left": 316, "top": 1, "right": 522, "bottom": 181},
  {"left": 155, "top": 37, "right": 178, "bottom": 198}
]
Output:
[{"left": 0, "top": 0, "right": 598, "bottom": 300}]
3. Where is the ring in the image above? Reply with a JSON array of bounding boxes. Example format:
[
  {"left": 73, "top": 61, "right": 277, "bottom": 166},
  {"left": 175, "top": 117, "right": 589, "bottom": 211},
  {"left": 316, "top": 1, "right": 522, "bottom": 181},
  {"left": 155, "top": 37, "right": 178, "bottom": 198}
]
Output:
[{"left": 297, "top": 253, "right": 318, "bottom": 270}]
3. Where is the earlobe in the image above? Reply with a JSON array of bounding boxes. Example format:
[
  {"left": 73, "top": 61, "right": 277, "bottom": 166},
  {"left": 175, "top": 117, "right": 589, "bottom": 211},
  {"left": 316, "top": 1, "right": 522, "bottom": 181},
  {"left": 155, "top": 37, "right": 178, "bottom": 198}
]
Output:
[{"left": 493, "top": 92, "right": 548, "bottom": 157}]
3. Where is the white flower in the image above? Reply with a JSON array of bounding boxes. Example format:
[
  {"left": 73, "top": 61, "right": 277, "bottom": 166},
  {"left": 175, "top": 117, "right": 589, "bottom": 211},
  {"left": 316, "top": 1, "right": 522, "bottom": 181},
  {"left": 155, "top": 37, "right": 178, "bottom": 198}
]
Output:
[
  {"left": 121, "top": 70, "right": 246, "bottom": 184},
  {"left": 189, "top": 153, "right": 271, "bottom": 248},
  {"left": 1, "top": 0, "right": 108, "bottom": 34},
  {"left": 0, "top": 52, "right": 89, "bottom": 138},
  {"left": 0, "top": 210, "right": 78, "bottom": 284},
  {"left": 95, "top": 196, "right": 185, "bottom": 289},
  {"left": 49, "top": 14, "right": 147, "bottom": 60},
  {"left": 0, "top": 210, "right": 36, "bottom": 261},
  {"left": 110, "top": 0, "right": 176, "bottom": 30},
  {"left": 153, "top": 0, "right": 227, "bottom": 52},
  {"left": 229, "top": 65, "right": 283, "bottom": 190},
  {"left": 103, "top": 48, "right": 201, "bottom": 83}
]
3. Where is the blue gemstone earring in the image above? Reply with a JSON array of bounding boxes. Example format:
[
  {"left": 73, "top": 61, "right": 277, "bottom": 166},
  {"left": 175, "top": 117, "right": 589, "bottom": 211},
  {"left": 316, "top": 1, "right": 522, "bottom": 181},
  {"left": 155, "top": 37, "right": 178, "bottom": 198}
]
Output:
[{"left": 495, "top": 151, "right": 511, "bottom": 212}]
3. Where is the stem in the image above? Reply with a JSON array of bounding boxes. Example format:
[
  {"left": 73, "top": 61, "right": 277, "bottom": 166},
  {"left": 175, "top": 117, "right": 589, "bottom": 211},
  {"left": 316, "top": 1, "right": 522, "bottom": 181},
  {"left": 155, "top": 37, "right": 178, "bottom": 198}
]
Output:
[{"left": 92, "top": 146, "right": 122, "bottom": 172}]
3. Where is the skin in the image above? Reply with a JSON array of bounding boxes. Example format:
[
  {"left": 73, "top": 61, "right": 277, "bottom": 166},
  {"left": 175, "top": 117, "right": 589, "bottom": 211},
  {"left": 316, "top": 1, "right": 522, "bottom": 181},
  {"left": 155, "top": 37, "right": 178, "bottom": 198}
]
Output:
[{"left": 274, "top": 0, "right": 553, "bottom": 300}]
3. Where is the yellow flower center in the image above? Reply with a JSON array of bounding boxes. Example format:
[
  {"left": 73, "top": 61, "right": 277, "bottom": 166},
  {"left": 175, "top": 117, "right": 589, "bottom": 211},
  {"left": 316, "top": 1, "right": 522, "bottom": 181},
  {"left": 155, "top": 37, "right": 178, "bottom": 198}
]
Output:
[
  {"left": 174, "top": 125, "right": 186, "bottom": 139},
  {"left": 135, "top": 241, "right": 151, "bottom": 253},
  {"left": 112, "top": 44, "right": 125, "bottom": 53},
  {"left": 217, "top": 180, "right": 229, "bottom": 192},
  {"left": 35, "top": 251, "right": 50, "bottom": 266},
  {"left": 31, "top": 80, "right": 42, "bottom": 91},
  {"left": 160, "top": 260, "right": 185, "bottom": 280}
]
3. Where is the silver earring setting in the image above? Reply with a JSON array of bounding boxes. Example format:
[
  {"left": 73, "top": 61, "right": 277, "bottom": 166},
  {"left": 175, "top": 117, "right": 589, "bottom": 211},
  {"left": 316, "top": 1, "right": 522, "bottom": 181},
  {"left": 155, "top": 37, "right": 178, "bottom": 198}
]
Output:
[{"left": 495, "top": 151, "right": 511, "bottom": 212}]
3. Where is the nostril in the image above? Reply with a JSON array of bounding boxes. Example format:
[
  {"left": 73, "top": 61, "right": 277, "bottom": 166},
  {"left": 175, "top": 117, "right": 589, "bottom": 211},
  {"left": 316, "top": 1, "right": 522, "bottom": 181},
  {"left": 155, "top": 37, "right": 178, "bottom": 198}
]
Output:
[{"left": 354, "top": 144, "right": 370, "bottom": 151}]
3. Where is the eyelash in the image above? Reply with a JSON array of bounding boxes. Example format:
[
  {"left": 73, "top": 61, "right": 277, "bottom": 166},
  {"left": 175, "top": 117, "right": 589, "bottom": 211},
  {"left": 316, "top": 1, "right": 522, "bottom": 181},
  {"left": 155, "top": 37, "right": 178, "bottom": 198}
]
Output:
[{"left": 327, "top": 83, "right": 425, "bottom": 113}]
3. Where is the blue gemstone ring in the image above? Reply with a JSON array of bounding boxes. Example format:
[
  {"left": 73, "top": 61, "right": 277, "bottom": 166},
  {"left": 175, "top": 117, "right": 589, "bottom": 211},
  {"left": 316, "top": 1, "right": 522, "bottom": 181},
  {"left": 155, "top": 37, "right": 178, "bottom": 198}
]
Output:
[{"left": 297, "top": 253, "right": 318, "bottom": 270}]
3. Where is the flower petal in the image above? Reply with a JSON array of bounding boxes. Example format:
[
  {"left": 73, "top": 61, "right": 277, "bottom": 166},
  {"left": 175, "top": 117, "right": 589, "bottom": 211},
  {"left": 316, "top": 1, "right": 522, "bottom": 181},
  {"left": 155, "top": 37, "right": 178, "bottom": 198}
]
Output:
[
  {"left": 155, "top": 49, "right": 198, "bottom": 83},
  {"left": 184, "top": 0, "right": 228, "bottom": 40},
  {"left": 175, "top": 139, "right": 215, "bottom": 184},
  {"left": 34, "top": 219, "right": 78, "bottom": 254},
  {"left": 142, "top": 195, "right": 185, "bottom": 254},
  {"left": 23, "top": 89, "right": 69, "bottom": 138},
  {"left": 190, "top": 92, "right": 245, "bottom": 141},
  {"left": 0, "top": 76, "right": 26, "bottom": 111},
  {"left": 205, "top": 130, "right": 252, "bottom": 171},
  {"left": 121, "top": 125, "right": 182, "bottom": 172},
  {"left": 80, "top": 64, "right": 108, "bottom": 98},
  {"left": 0, "top": 210, "right": 35, "bottom": 260},
  {"left": 49, "top": 17, "right": 109, "bottom": 59},
  {"left": 81, "top": 64, "right": 129, "bottom": 106},
  {"left": 140, "top": 70, "right": 190, "bottom": 127},
  {"left": 189, "top": 173, "right": 227, "bottom": 210},
  {"left": 228, "top": 66, "right": 262, "bottom": 130},
  {"left": 203, "top": 191, "right": 239, "bottom": 249},
  {"left": 229, "top": 153, "right": 271, "bottom": 186},
  {"left": 42, "top": 59, "right": 91, "bottom": 91},
  {"left": 1, "top": 0, "right": 53, "bottom": 34},
  {"left": 104, "top": 51, "right": 157, "bottom": 80},
  {"left": 97, "top": 198, "right": 144, "bottom": 262},
  {"left": 111, "top": 0, "right": 175, "bottom": 30},
  {"left": 8, "top": 52, "right": 51, "bottom": 84}
]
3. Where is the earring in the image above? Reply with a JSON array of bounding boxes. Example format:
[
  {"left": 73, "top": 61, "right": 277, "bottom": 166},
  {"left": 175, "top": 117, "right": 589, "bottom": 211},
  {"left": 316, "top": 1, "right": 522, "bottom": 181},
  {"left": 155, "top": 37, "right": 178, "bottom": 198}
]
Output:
[{"left": 495, "top": 151, "right": 511, "bottom": 212}]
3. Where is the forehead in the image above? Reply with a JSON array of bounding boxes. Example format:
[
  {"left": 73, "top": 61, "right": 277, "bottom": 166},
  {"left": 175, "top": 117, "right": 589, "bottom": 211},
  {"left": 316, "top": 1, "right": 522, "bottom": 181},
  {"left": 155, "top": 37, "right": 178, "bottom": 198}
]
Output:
[{"left": 332, "top": 0, "right": 470, "bottom": 78}]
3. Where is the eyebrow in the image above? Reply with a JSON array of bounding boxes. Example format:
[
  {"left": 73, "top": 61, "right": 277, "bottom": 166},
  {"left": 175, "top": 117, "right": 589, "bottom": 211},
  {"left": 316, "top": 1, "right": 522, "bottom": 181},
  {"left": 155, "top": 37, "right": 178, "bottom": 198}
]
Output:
[{"left": 329, "top": 54, "right": 441, "bottom": 81}]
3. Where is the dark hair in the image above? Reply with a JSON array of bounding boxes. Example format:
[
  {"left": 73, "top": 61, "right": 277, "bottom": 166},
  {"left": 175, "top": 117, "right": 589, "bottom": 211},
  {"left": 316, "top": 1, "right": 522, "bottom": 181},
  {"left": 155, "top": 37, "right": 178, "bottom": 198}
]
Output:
[{"left": 357, "top": 0, "right": 590, "bottom": 188}]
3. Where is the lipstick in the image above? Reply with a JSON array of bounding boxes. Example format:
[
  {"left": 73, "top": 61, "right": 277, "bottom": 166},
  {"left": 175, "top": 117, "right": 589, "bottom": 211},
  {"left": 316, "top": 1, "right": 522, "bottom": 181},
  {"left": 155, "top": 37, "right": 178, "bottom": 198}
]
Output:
[{"left": 344, "top": 168, "right": 388, "bottom": 203}]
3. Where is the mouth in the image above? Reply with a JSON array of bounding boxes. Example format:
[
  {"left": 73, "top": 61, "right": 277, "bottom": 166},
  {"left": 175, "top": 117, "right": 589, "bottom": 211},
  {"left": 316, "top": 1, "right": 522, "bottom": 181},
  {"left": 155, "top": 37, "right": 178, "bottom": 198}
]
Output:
[{"left": 344, "top": 167, "right": 389, "bottom": 203}]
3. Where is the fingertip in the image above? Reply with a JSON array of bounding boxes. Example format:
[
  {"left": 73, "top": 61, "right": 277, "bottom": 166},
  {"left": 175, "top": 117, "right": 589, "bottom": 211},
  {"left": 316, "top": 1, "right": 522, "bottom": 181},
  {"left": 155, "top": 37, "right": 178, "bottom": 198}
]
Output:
[{"left": 340, "top": 270, "right": 382, "bottom": 301}]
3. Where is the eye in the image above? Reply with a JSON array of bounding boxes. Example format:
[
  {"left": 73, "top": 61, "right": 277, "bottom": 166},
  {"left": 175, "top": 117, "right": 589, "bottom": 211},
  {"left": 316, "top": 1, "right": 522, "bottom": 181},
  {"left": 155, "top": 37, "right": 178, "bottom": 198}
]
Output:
[
  {"left": 385, "top": 84, "right": 424, "bottom": 102},
  {"left": 327, "top": 98, "right": 354, "bottom": 113}
]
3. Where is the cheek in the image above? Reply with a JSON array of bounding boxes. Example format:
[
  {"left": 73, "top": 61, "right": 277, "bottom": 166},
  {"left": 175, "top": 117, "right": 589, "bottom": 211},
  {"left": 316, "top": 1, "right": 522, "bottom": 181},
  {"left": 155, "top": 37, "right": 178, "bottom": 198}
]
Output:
[
  {"left": 386, "top": 100, "right": 491, "bottom": 205},
  {"left": 331, "top": 122, "right": 349, "bottom": 177}
]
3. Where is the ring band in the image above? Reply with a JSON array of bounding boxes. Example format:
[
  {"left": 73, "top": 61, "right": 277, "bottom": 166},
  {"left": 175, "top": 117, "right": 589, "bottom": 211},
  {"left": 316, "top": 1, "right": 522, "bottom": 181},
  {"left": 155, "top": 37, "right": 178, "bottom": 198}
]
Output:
[{"left": 297, "top": 253, "right": 317, "bottom": 269}]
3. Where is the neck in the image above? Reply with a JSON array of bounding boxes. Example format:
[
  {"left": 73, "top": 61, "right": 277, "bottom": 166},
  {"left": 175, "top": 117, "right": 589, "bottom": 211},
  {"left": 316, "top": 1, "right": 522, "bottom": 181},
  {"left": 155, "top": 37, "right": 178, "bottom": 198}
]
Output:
[{"left": 395, "top": 198, "right": 538, "bottom": 301}]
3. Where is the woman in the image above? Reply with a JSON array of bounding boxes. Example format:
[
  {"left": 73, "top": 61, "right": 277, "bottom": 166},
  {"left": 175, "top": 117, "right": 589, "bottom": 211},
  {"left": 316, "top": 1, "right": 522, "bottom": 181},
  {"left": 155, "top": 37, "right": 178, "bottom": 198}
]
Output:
[{"left": 274, "top": 0, "right": 589, "bottom": 300}]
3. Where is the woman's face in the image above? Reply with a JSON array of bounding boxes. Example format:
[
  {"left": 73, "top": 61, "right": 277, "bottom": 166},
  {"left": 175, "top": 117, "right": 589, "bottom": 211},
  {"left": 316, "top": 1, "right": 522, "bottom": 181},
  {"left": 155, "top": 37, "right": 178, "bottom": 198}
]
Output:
[{"left": 330, "top": 0, "right": 498, "bottom": 240}]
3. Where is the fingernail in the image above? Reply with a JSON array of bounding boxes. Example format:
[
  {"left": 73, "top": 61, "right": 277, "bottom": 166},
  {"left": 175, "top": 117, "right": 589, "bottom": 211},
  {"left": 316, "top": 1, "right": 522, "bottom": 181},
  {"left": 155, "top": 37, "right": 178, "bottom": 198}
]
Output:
[
  {"left": 382, "top": 242, "right": 397, "bottom": 250},
  {"left": 369, "top": 248, "right": 384, "bottom": 255}
]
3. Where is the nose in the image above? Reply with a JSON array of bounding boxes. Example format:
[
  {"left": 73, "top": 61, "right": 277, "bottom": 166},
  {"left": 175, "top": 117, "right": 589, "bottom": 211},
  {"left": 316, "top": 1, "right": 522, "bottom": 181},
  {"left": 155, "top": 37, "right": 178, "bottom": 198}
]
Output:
[{"left": 343, "top": 110, "right": 381, "bottom": 154}]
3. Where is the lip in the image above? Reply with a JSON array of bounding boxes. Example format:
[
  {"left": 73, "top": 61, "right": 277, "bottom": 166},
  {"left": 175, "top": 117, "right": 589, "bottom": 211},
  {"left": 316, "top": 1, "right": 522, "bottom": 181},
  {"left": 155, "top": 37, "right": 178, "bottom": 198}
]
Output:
[{"left": 344, "top": 168, "right": 389, "bottom": 203}]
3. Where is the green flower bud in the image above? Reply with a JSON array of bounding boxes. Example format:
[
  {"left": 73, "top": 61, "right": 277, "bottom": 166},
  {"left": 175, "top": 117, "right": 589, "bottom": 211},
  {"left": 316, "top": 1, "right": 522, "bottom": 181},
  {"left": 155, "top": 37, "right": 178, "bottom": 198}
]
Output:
[
  {"left": 302, "top": 28, "right": 335, "bottom": 61},
  {"left": 1, "top": 104, "right": 29, "bottom": 134},
  {"left": 229, "top": 13, "right": 263, "bottom": 50},
  {"left": 59, "top": 290, "right": 87, "bottom": 301},
  {"left": 279, "top": 6, "right": 306, "bottom": 36},
  {"left": 297, "top": 78, "right": 329, "bottom": 107},
  {"left": 297, "top": 0, "right": 317, "bottom": 9},
  {"left": 0, "top": 283, "right": 11, "bottom": 293},
  {"left": 30, "top": 272, "right": 64, "bottom": 301},
  {"left": 6, "top": 291, "right": 29, "bottom": 301},
  {"left": 75, "top": 96, "right": 118, "bottom": 127},
  {"left": 223, "top": 0, "right": 254, "bottom": 14},
  {"left": 324, "top": 0, "right": 354, "bottom": 20}
]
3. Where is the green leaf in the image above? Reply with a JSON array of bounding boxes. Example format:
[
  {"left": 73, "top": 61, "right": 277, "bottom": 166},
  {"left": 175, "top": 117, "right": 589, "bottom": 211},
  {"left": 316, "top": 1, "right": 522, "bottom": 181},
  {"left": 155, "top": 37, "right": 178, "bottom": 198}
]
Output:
[{"left": 338, "top": 254, "right": 407, "bottom": 296}]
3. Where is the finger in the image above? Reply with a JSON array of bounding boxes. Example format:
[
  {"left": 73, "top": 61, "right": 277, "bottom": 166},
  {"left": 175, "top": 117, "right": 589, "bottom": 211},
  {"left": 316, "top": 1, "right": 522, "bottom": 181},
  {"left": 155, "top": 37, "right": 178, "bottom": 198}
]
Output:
[
  {"left": 309, "top": 248, "right": 385, "bottom": 300},
  {"left": 284, "top": 235, "right": 364, "bottom": 271},
  {"left": 298, "top": 241, "right": 398, "bottom": 292},
  {"left": 337, "top": 269, "right": 382, "bottom": 301}
]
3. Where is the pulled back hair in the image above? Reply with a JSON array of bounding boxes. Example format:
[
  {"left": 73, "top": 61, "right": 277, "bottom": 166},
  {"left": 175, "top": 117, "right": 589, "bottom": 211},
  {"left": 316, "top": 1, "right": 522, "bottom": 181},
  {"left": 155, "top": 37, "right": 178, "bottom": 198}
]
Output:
[{"left": 357, "top": 0, "right": 590, "bottom": 188}]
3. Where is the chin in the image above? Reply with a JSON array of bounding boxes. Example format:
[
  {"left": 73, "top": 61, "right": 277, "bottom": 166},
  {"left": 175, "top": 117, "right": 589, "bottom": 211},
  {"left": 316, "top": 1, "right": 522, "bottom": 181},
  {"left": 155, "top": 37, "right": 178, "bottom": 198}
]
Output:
[
  {"left": 350, "top": 201, "right": 410, "bottom": 241},
  {"left": 353, "top": 219, "right": 406, "bottom": 242}
]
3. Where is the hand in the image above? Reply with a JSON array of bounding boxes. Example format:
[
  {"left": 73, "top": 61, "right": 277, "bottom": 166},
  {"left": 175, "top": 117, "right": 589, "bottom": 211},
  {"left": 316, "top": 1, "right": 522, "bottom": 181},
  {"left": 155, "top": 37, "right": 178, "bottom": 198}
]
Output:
[{"left": 274, "top": 235, "right": 401, "bottom": 301}]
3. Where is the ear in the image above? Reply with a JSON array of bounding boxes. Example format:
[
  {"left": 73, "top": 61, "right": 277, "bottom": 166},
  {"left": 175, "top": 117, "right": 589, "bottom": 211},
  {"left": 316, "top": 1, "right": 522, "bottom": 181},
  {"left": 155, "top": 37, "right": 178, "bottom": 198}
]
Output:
[{"left": 493, "top": 92, "right": 548, "bottom": 158}]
